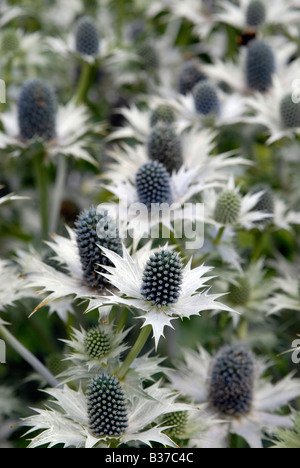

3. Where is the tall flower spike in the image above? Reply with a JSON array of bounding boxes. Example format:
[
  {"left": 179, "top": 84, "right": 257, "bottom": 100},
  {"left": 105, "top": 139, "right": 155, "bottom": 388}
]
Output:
[
  {"left": 18, "top": 79, "right": 57, "bottom": 142},
  {"left": 193, "top": 81, "right": 220, "bottom": 117},
  {"left": 136, "top": 161, "right": 173, "bottom": 209},
  {"left": 246, "top": 40, "right": 275, "bottom": 93},
  {"left": 84, "top": 326, "right": 111, "bottom": 359},
  {"left": 209, "top": 345, "right": 255, "bottom": 416},
  {"left": 141, "top": 250, "right": 183, "bottom": 308},
  {"left": 75, "top": 16, "right": 100, "bottom": 56},
  {"left": 147, "top": 124, "right": 183, "bottom": 174},
  {"left": 214, "top": 191, "right": 241, "bottom": 225},
  {"left": 178, "top": 60, "right": 206, "bottom": 95},
  {"left": 150, "top": 105, "right": 176, "bottom": 128},
  {"left": 75, "top": 207, "right": 123, "bottom": 289},
  {"left": 280, "top": 95, "right": 300, "bottom": 129},
  {"left": 246, "top": 1, "right": 266, "bottom": 27},
  {"left": 86, "top": 374, "right": 128, "bottom": 438}
]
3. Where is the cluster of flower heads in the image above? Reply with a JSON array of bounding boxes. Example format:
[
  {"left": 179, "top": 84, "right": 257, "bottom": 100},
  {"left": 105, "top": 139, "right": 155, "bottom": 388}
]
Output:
[{"left": 0, "top": 0, "right": 299, "bottom": 450}]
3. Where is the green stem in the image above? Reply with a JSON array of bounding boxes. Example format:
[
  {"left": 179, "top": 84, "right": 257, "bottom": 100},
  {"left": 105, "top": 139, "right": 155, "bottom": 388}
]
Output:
[
  {"left": 117, "top": 325, "right": 152, "bottom": 381},
  {"left": 116, "top": 308, "right": 129, "bottom": 333},
  {"left": 50, "top": 154, "right": 68, "bottom": 234},
  {"left": 214, "top": 226, "right": 225, "bottom": 245},
  {"left": 237, "top": 317, "right": 248, "bottom": 341},
  {"left": 0, "top": 324, "right": 59, "bottom": 388},
  {"left": 33, "top": 150, "right": 49, "bottom": 239},
  {"left": 117, "top": 0, "right": 125, "bottom": 46},
  {"left": 75, "top": 61, "right": 92, "bottom": 106}
]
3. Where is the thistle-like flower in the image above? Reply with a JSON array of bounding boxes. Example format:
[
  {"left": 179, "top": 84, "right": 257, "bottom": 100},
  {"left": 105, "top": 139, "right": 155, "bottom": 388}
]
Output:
[
  {"left": 22, "top": 379, "right": 192, "bottom": 448},
  {"left": 75, "top": 16, "right": 100, "bottom": 57},
  {"left": 75, "top": 207, "right": 123, "bottom": 290},
  {"left": 245, "top": 40, "right": 276, "bottom": 93},
  {"left": 217, "top": 0, "right": 300, "bottom": 31},
  {"left": 193, "top": 81, "right": 221, "bottom": 117},
  {"left": 178, "top": 59, "right": 206, "bottom": 96},
  {"left": 150, "top": 104, "right": 176, "bottom": 128},
  {"left": 167, "top": 344, "right": 300, "bottom": 448},
  {"left": 96, "top": 244, "right": 235, "bottom": 348},
  {"left": 18, "top": 79, "right": 57, "bottom": 143},
  {"left": 0, "top": 84, "right": 104, "bottom": 166},
  {"left": 203, "top": 178, "right": 272, "bottom": 230},
  {"left": 86, "top": 374, "right": 128, "bottom": 438},
  {"left": 17, "top": 208, "right": 123, "bottom": 321},
  {"left": 147, "top": 124, "right": 183, "bottom": 174}
]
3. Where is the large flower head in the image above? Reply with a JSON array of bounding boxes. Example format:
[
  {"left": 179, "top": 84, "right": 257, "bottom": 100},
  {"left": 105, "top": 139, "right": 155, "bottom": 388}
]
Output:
[
  {"left": 22, "top": 378, "right": 193, "bottom": 448},
  {"left": 217, "top": 0, "right": 300, "bottom": 31},
  {"left": 167, "top": 344, "right": 300, "bottom": 448},
  {"left": 96, "top": 244, "right": 235, "bottom": 348},
  {"left": 0, "top": 80, "right": 104, "bottom": 166},
  {"left": 17, "top": 207, "right": 124, "bottom": 321}
]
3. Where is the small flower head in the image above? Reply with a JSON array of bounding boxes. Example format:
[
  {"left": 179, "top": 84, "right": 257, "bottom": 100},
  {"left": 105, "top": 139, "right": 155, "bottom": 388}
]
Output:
[
  {"left": 163, "top": 411, "right": 189, "bottom": 438},
  {"left": 178, "top": 59, "right": 206, "bottom": 95},
  {"left": 251, "top": 183, "right": 274, "bottom": 225},
  {"left": 136, "top": 161, "right": 173, "bottom": 209},
  {"left": 246, "top": 40, "right": 275, "bottom": 93},
  {"left": 147, "top": 124, "right": 183, "bottom": 174},
  {"left": 75, "top": 207, "right": 123, "bottom": 290},
  {"left": 18, "top": 79, "right": 57, "bottom": 142},
  {"left": 229, "top": 277, "right": 251, "bottom": 306},
  {"left": 214, "top": 191, "right": 242, "bottom": 225},
  {"left": 141, "top": 249, "right": 183, "bottom": 308},
  {"left": 280, "top": 94, "right": 300, "bottom": 129},
  {"left": 75, "top": 16, "right": 100, "bottom": 57},
  {"left": 209, "top": 345, "right": 255, "bottom": 416},
  {"left": 137, "top": 43, "right": 159, "bottom": 72},
  {"left": 84, "top": 326, "right": 111, "bottom": 359},
  {"left": 150, "top": 105, "right": 176, "bottom": 128},
  {"left": 46, "top": 353, "right": 68, "bottom": 377},
  {"left": 86, "top": 374, "right": 128, "bottom": 438},
  {"left": 245, "top": 1, "right": 266, "bottom": 27},
  {"left": 193, "top": 81, "right": 220, "bottom": 117},
  {"left": 1, "top": 28, "right": 20, "bottom": 53}
]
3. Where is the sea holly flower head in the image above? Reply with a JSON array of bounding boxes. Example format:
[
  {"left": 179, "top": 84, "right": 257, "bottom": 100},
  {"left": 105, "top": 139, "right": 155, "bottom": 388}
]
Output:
[
  {"left": 97, "top": 244, "right": 236, "bottom": 348},
  {"left": 18, "top": 79, "right": 57, "bottom": 143},
  {"left": 75, "top": 16, "right": 100, "bottom": 57},
  {"left": 75, "top": 207, "right": 123, "bottom": 290}
]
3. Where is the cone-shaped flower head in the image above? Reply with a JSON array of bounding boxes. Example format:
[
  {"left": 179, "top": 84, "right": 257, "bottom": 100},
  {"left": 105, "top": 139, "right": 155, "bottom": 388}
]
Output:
[
  {"left": 137, "top": 43, "right": 159, "bottom": 71},
  {"left": 280, "top": 95, "right": 300, "bottom": 129},
  {"left": 214, "top": 191, "right": 242, "bottom": 225},
  {"left": 178, "top": 60, "right": 206, "bottom": 95},
  {"left": 18, "top": 79, "right": 57, "bottom": 142},
  {"left": 75, "top": 207, "right": 123, "bottom": 290},
  {"left": 246, "top": 1, "right": 266, "bottom": 27},
  {"left": 84, "top": 326, "right": 111, "bottom": 359},
  {"left": 246, "top": 40, "right": 275, "bottom": 93},
  {"left": 163, "top": 411, "right": 188, "bottom": 438},
  {"left": 251, "top": 183, "right": 274, "bottom": 225},
  {"left": 147, "top": 124, "right": 183, "bottom": 174},
  {"left": 86, "top": 374, "right": 128, "bottom": 438},
  {"left": 141, "top": 249, "right": 183, "bottom": 308},
  {"left": 193, "top": 81, "right": 221, "bottom": 116},
  {"left": 229, "top": 277, "right": 251, "bottom": 306},
  {"left": 1, "top": 28, "right": 20, "bottom": 53},
  {"left": 136, "top": 161, "right": 173, "bottom": 210},
  {"left": 209, "top": 345, "right": 255, "bottom": 416},
  {"left": 75, "top": 16, "right": 100, "bottom": 56},
  {"left": 150, "top": 104, "right": 176, "bottom": 128}
]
